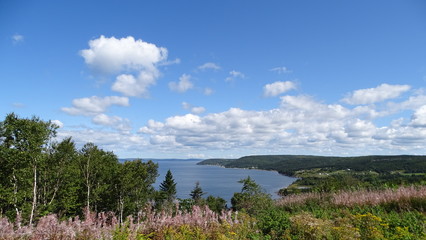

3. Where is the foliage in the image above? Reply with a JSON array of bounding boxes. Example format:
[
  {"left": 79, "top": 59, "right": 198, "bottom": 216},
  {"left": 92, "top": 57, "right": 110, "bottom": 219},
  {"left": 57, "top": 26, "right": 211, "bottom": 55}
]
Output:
[
  {"left": 205, "top": 195, "right": 227, "bottom": 213},
  {"left": 190, "top": 181, "right": 205, "bottom": 204},
  {"left": 231, "top": 176, "right": 273, "bottom": 216},
  {"left": 2, "top": 113, "right": 426, "bottom": 239},
  {"left": 200, "top": 155, "right": 426, "bottom": 176},
  {"left": 0, "top": 113, "right": 159, "bottom": 225},
  {"left": 159, "top": 170, "right": 177, "bottom": 202}
]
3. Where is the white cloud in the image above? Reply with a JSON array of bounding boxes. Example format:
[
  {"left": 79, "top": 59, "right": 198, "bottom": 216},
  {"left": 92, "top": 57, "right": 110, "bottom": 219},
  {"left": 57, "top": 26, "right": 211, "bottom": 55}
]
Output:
[
  {"left": 92, "top": 114, "right": 132, "bottom": 132},
  {"left": 410, "top": 105, "right": 426, "bottom": 127},
  {"left": 61, "top": 96, "right": 129, "bottom": 116},
  {"left": 51, "top": 120, "right": 64, "bottom": 128},
  {"left": 182, "top": 102, "right": 191, "bottom": 110},
  {"left": 225, "top": 70, "right": 245, "bottom": 82},
  {"left": 12, "top": 34, "right": 24, "bottom": 44},
  {"left": 270, "top": 66, "right": 291, "bottom": 74},
  {"left": 56, "top": 126, "right": 148, "bottom": 157},
  {"left": 112, "top": 72, "right": 156, "bottom": 97},
  {"left": 187, "top": 153, "right": 205, "bottom": 159},
  {"left": 159, "top": 58, "right": 181, "bottom": 66},
  {"left": 80, "top": 35, "right": 167, "bottom": 97},
  {"left": 137, "top": 90, "right": 426, "bottom": 155},
  {"left": 191, "top": 106, "right": 206, "bottom": 114},
  {"left": 58, "top": 82, "right": 426, "bottom": 157},
  {"left": 198, "top": 62, "right": 220, "bottom": 70},
  {"left": 182, "top": 102, "right": 206, "bottom": 114},
  {"left": 263, "top": 81, "right": 296, "bottom": 97},
  {"left": 342, "top": 83, "right": 411, "bottom": 105},
  {"left": 80, "top": 35, "right": 167, "bottom": 74},
  {"left": 169, "top": 74, "right": 194, "bottom": 93}
]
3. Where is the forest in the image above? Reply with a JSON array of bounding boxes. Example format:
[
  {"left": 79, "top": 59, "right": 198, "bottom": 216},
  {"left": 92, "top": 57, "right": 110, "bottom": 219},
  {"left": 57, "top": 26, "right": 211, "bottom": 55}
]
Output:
[{"left": 1, "top": 113, "right": 426, "bottom": 239}]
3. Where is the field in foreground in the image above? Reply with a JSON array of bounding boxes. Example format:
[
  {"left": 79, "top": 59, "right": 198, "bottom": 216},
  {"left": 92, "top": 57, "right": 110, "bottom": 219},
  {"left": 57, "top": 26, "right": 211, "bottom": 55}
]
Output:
[{"left": 1, "top": 185, "right": 426, "bottom": 240}]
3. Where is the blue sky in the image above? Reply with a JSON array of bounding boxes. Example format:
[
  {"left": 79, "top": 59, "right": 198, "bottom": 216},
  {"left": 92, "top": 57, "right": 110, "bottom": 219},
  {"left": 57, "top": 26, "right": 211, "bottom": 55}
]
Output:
[{"left": 1, "top": 0, "right": 426, "bottom": 158}]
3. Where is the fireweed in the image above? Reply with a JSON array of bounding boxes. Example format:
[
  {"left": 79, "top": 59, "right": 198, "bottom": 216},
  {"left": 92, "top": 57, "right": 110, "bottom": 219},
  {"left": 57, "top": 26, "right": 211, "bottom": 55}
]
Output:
[
  {"left": 0, "top": 205, "right": 245, "bottom": 240},
  {"left": 277, "top": 185, "right": 426, "bottom": 208}
]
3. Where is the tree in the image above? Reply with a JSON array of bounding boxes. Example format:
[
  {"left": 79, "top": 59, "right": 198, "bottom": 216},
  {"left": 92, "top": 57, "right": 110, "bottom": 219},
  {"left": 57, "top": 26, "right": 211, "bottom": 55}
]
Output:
[
  {"left": 39, "top": 137, "right": 81, "bottom": 217},
  {"left": 0, "top": 113, "right": 57, "bottom": 224},
  {"left": 205, "top": 195, "right": 227, "bottom": 213},
  {"left": 158, "top": 169, "right": 177, "bottom": 206},
  {"left": 116, "top": 159, "right": 158, "bottom": 222},
  {"left": 189, "top": 181, "right": 205, "bottom": 204},
  {"left": 79, "top": 143, "right": 118, "bottom": 213},
  {"left": 231, "top": 176, "right": 272, "bottom": 215}
]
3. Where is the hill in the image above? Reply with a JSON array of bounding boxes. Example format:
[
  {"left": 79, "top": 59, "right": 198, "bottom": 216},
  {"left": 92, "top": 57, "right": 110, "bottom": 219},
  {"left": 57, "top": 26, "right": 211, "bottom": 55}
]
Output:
[{"left": 198, "top": 155, "right": 426, "bottom": 176}]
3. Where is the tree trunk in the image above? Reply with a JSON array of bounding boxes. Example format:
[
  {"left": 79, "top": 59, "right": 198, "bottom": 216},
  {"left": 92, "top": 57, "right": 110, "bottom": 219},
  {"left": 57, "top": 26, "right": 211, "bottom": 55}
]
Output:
[
  {"left": 29, "top": 164, "right": 37, "bottom": 225},
  {"left": 86, "top": 155, "right": 90, "bottom": 210},
  {"left": 119, "top": 195, "right": 124, "bottom": 224},
  {"left": 12, "top": 170, "right": 19, "bottom": 217}
]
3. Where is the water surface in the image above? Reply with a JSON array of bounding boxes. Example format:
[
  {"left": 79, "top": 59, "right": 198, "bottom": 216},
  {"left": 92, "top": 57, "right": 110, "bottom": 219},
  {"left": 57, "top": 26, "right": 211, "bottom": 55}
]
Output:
[{"left": 151, "top": 159, "right": 296, "bottom": 203}]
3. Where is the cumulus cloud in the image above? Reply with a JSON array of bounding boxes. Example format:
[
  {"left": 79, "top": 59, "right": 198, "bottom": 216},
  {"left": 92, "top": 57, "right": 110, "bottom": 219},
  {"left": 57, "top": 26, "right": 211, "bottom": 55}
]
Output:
[
  {"left": 198, "top": 62, "right": 220, "bottom": 70},
  {"left": 225, "top": 70, "right": 245, "bottom": 82},
  {"left": 61, "top": 96, "right": 129, "bottom": 116},
  {"left": 136, "top": 88, "right": 426, "bottom": 156},
  {"left": 112, "top": 72, "right": 157, "bottom": 97},
  {"left": 59, "top": 80, "right": 426, "bottom": 157},
  {"left": 342, "top": 83, "right": 411, "bottom": 105},
  {"left": 56, "top": 126, "right": 148, "bottom": 157},
  {"left": 51, "top": 120, "right": 64, "bottom": 128},
  {"left": 270, "top": 66, "right": 291, "bottom": 74},
  {"left": 92, "top": 114, "right": 132, "bottom": 132},
  {"left": 169, "top": 74, "right": 194, "bottom": 93},
  {"left": 410, "top": 105, "right": 426, "bottom": 127},
  {"left": 80, "top": 35, "right": 167, "bottom": 97},
  {"left": 263, "top": 81, "right": 296, "bottom": 97},
  {"left": 182, "top": 102, "right": 206, "bottom": 114},
  {"left": 80, "top": 35, "right": 167, "bottom": 74}
]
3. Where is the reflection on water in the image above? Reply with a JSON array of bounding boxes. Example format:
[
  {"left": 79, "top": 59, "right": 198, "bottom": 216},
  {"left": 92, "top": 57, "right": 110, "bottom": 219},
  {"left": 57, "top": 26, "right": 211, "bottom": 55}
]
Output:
[{"left": 150, "top": 159, "right": 296, "bottom": 203}]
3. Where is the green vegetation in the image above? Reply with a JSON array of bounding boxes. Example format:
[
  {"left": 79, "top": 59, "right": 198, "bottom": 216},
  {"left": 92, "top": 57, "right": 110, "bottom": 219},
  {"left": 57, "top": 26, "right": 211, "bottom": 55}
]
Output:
[
  {"left": 0, "top": 113, "right": 227, "bottom": 224},
  {"left": 198, "top": 155, "right": 426, "bottom": 194},
  {"left": 198, "top": 155, "right": 426, "bottom": 176},
  {"left": 2, "top": 113, "right": 426, "bottom": 239}
]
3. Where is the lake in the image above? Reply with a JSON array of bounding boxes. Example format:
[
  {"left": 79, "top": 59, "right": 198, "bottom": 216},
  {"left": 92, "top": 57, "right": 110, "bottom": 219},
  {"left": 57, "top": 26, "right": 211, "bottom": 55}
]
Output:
[{"left": 150, "top": 159, "right": 296, "bottom": 204}]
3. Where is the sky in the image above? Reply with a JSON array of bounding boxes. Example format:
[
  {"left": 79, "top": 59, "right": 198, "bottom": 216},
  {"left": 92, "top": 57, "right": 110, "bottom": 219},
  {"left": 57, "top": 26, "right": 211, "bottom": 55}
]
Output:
[{"left": 1, "top": 0, "right": 426, "bottom": 159}]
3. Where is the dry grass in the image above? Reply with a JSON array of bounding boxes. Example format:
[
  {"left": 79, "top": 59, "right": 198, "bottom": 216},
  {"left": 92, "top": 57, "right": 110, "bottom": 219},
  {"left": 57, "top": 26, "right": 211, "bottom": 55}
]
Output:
[{"left": 276, "top": 185, "right": 426, "bottom": 208}]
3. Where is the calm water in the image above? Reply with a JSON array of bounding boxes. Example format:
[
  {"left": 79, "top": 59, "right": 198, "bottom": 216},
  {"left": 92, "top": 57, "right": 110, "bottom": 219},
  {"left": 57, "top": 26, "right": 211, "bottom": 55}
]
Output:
[{"left": 151, "top": 159, "right": 296, "bottom": 203}]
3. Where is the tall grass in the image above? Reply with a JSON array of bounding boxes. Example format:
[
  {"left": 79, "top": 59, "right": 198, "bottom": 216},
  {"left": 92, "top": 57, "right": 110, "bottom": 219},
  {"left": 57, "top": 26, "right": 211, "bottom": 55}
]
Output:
[
  {"left": 332, "top": 185, "right": 426, "bottom": 207},
  {"left": 276, "top": 185, "right": 426, "bottom": 209},
  {"left": 0, "top": 206, "right": 242, "bottom": 240}
]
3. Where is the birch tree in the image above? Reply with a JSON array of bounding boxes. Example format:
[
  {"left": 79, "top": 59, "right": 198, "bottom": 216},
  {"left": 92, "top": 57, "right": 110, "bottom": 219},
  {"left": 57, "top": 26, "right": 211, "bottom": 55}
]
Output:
[{"left": 0, "top": 113, "right": 57, "bottom": 224}]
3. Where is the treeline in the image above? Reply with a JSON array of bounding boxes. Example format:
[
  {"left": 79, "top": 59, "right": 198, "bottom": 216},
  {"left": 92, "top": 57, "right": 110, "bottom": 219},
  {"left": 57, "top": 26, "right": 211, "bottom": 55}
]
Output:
[
  {"left": 198, "top": 154, "right": 426, "bottom": 176},
  {"left": 0, "top": 113, "right": 226, "bottom": 225}
]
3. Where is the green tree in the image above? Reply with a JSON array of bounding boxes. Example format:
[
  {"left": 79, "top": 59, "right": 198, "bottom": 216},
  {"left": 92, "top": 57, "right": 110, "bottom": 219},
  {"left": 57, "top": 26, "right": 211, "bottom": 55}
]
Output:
[
  {"left": 116, "top": 159, "right": 158, "bottom": 222},
  {"left": 158, "top": 169, "right": 177, "bottom": 209},
  {"left": 79, "top": 143, "right": 118, "bottom": 213},
  {"left": 189, "top": 181, "right": 205, "bottom": 204},
  {"left": 231, "top": 176, "right": 272, "bottom": 215},
  {"left": 41, "top": 137, "right": 82, "bottom": 217},
  {"left": 0, "top": 113, "right": 57, "bottom": 224},
  {"left": 205, "top": 195, "right": 227, "bottom": 213}
]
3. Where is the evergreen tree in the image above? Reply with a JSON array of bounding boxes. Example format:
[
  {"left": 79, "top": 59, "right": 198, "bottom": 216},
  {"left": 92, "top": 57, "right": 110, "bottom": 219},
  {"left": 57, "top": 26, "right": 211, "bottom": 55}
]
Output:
[
  {"left": 190, "top": 181, "right": 205, "bottom": 204},
  {"left": 231, "top": 176, "right": 272, "bottom": 215},
  {"left": 159, "top": 169, "right": 177, "bottom": 202}
]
